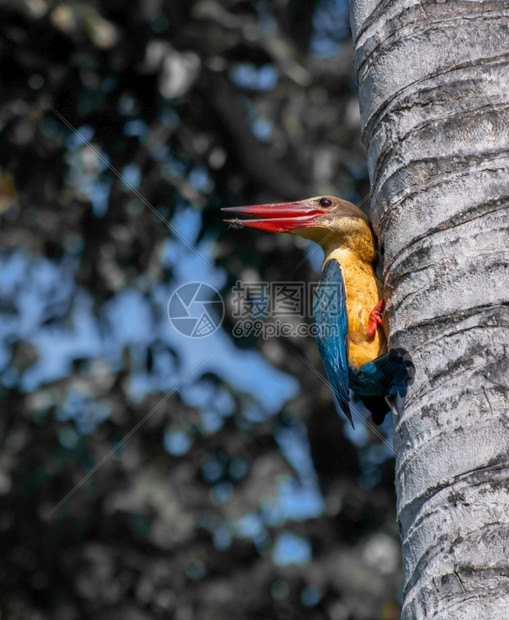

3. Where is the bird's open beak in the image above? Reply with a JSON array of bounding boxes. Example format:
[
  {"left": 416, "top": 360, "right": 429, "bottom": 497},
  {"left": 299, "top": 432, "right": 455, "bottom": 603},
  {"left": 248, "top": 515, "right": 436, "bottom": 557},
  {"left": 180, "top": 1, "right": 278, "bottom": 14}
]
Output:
[{"left": 222, "top": 201, "right": 327, "bottom": 233}]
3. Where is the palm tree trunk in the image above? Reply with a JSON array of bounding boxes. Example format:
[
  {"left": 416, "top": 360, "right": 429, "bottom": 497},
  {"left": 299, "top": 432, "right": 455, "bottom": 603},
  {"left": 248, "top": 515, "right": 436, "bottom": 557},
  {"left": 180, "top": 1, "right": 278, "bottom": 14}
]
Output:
[{"left": 350, "top": 1, "right": 509, "bottom": 617}]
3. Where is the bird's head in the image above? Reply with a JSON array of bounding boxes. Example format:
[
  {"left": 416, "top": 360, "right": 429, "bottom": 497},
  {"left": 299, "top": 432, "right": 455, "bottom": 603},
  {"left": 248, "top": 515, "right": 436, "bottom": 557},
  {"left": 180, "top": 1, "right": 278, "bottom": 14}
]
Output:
[{"left": 223, "top": 195, "right": 375, "bottom": 259}]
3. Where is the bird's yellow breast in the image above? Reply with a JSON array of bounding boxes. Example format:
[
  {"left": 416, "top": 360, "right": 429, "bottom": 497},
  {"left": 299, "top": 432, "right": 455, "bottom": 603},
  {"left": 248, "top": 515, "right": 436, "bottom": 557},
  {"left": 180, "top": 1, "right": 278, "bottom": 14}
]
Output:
[{"left": 324, "top": 249, "right": 387, "bottom": 368}]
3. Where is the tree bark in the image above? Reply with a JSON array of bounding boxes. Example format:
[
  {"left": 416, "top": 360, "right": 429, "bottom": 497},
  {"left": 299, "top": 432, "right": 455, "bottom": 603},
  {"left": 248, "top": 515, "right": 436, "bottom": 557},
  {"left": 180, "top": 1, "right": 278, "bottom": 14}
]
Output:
[{"left": 350, "top": 1, "right": 509, "bottom": 618}]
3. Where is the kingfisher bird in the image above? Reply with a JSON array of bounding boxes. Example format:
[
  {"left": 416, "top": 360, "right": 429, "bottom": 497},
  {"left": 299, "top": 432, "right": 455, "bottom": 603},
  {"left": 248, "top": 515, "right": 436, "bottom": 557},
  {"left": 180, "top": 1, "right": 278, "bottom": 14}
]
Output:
[{"left": 223, "top": 195, "right": 414, "bottom": 428}]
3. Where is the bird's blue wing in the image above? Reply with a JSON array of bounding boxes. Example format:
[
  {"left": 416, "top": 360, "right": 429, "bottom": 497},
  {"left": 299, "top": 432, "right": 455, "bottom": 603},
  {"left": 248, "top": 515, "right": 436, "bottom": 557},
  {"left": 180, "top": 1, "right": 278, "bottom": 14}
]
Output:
[{"left": 313, "top": 258, "right": 353, "bottom": 427}]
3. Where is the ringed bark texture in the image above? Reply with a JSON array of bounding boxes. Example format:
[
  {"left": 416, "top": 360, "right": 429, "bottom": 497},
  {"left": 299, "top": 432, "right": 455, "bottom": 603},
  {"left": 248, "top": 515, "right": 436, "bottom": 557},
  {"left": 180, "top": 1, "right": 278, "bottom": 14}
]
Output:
[{"left": 350, "top": 1, "right": 509, "bottom": 618}]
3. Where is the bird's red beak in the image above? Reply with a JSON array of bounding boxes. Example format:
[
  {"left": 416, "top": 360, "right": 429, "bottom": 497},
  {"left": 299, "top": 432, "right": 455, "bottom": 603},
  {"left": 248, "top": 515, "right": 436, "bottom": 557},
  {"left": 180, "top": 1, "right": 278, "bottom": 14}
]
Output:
[{"left": 222, "top": 201, "right": 327, "bottom": 233}]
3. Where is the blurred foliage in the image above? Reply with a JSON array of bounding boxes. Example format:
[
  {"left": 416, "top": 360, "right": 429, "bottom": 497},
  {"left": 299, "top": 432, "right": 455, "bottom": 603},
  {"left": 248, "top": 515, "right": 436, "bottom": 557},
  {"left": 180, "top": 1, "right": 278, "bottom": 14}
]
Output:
[{"left": 0, "top": 1, "right": 402, "bottom": 619}]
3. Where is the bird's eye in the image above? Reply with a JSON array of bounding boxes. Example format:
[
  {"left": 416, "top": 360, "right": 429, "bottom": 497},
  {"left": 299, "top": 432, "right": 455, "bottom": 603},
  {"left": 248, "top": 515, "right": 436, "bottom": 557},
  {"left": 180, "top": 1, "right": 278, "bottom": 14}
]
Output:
[{"left": 319, "top": 197, "right": 332, "bottom": 208}]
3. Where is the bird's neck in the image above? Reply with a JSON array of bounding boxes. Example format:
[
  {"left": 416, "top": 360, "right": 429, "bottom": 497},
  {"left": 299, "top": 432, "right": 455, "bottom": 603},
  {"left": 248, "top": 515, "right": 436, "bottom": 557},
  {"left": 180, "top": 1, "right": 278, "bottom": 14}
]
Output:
[
  {"left": 320, "top": 219, "right": 378, "bottom": 266},
  {"left": 322, "top": 238, "right": 377, "bottom": 270},
  {"left": 323, "top": 247, "right": 360, "bottom": 270},
  {"left": 323, "top": 247, "right": 378, "bottom": 289}
]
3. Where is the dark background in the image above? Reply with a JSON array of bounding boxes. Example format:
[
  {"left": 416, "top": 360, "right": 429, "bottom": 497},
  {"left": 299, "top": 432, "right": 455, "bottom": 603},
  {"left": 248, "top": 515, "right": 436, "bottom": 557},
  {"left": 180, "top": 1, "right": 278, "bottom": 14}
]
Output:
[{"left": 0, "top": 1, "right": 401, "bottom": 618}]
